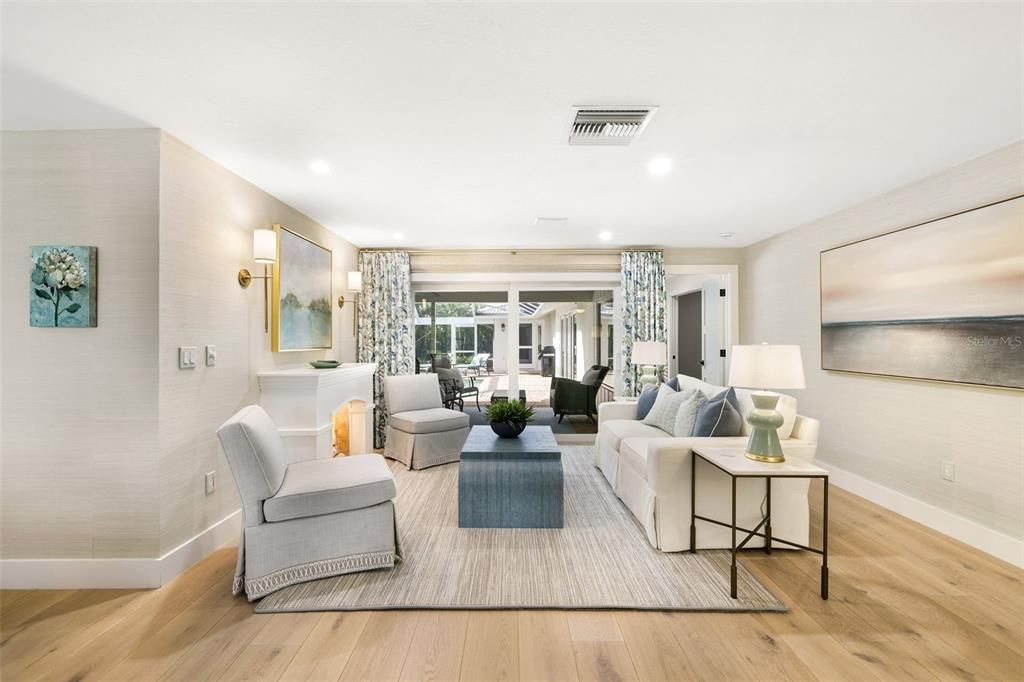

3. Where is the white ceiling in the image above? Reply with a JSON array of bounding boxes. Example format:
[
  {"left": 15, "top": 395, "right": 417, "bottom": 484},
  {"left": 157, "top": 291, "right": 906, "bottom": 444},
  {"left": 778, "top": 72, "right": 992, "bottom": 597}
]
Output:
[{"left": 2, "top": 2, "right": 1021, "bottom": 249}]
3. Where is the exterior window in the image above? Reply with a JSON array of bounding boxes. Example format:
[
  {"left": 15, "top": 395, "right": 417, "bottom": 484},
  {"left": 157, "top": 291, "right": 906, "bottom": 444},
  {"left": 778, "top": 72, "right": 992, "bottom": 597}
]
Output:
[
  {"left": 433, "top": 325, "right": 451, "bottom": 360},
  {"left": 455, "top": 326, "right": 476, "bottom": 365},
  {"left": 415, "top": 324, "right": 433, "bottom": 362},
  {"left": 519, "top": 323, "right": 533, "bottom": 365},
  {"left": 477, "top": 324, "right": 494, "bottom": 354}
]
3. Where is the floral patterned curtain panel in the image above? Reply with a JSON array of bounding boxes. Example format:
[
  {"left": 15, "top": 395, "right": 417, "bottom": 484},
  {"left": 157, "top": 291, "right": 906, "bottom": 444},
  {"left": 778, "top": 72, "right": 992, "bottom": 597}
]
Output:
[
  {"left": 620, "top": 250, "right": 667, "bottom": 397},
  {"left": 357, "top": 251, "right": 415, "bottom": 448}
]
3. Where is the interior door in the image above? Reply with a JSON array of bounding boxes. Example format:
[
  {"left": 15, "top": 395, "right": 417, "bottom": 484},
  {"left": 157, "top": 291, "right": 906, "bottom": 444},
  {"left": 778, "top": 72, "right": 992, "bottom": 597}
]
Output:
[
  {"left": 702, "top": 279, "right": 725, "bottom": 385},
  {"left": 676, "top": 291, "right": 703, "bottom": 379}
]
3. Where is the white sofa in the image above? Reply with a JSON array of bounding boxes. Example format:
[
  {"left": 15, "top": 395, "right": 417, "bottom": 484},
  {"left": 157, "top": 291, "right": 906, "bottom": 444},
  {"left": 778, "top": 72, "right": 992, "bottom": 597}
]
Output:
[{"left": 596, "top": 375, "right": 820, "bottom": 552}]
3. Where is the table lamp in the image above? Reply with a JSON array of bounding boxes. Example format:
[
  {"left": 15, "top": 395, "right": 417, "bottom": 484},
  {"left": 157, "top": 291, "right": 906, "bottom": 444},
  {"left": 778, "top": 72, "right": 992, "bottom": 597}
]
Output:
[
  {"left": 728, "top": 343, "right": 805, "bottom": 463},
  {"left": 632, "top": 341, "right": 667, "bottom": 388}
]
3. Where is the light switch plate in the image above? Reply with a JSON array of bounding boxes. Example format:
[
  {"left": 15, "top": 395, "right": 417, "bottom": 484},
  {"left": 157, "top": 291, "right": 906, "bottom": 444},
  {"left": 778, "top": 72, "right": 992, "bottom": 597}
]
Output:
[
  {"left": 205, "top": 345, "right": 216, "bottom": 367},
  {"left": 941, "top": 461, "right": 955, "bottom": 482},
  {"left": 179, "top": 346, "right": 197, "bottom": 369},
  {"left": 205, "top": 471, "right": 216, "bottom": 495}
]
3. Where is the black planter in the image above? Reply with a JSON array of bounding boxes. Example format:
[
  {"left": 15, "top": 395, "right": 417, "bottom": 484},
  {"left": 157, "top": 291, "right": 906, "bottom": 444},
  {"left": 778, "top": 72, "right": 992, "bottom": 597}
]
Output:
[{"left": 490, "top": 421, "right": 527, "bottom": 439}]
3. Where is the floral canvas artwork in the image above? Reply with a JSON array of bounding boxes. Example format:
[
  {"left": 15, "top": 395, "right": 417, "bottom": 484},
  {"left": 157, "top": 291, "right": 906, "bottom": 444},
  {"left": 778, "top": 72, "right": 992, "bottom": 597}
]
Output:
[
  {"left": 272, "top": 226, "right": 332, "bottom": 351},
  {"left": 30, "top": 246, "right": 98, "bottom": 327}
]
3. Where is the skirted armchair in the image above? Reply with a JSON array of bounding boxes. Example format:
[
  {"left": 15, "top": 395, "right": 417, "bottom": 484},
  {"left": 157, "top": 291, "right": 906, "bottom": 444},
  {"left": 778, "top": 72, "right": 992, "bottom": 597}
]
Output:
[
  {"left": 550, "top": 365, "right": 610, "bottom": 422},
  {"left": 216, "top": 405, "right": 401, "bottom": 601},
  {"left": 384, "top": 373, "right": 471, "bottom": 469}
]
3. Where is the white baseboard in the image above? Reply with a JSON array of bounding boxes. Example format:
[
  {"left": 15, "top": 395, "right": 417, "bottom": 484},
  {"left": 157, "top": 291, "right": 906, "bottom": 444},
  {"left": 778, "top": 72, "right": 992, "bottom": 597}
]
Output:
[
  {"left": 0, "top": 510, "right": 240, "bottom": 589},
  {"left": 159, "top": 509, "right": 240, "bottom": 584},
  {"left": 821, "top": 462, "right": 1024, "bottom": 569}
]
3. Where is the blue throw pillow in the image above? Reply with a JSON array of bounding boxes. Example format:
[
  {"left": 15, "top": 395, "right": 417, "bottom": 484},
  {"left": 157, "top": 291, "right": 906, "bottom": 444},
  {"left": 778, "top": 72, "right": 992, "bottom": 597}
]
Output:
[
  {"left": 692, "top": 388, "right": 743, "bottom": 437},
  {"left": 635, "top": 384, "right": 666, "bottom": 420},
  {"left": 665, "top": 376, "right": 679, "bottom": 391}
]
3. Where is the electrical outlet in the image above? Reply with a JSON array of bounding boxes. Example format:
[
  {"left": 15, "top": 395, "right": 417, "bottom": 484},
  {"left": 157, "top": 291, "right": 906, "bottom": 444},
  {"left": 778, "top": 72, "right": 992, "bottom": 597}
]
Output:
[
  {"left": 205, "top": 345, "right": 217, "bottom": 367},
  {"left": 941, "top": 461, "right": 955, "bottom": 482},
  {"left": 178, "top": 346, "right": 197, "bottom": 369},
  {"left": 205, "top": 471, "right": 216, "bottom": 495}
]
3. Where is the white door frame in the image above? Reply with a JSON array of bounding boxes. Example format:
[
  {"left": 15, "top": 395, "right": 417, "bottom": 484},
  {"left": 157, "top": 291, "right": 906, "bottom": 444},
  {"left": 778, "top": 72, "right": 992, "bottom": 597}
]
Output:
[{"left": 664, "top": 265, "right": 739, "bottom": 384}]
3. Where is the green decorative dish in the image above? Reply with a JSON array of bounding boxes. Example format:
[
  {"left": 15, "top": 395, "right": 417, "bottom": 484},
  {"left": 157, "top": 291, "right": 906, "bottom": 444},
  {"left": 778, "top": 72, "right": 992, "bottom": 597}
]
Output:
[{"left": 309, "top": 360, "right": 341, "bottom": 369}]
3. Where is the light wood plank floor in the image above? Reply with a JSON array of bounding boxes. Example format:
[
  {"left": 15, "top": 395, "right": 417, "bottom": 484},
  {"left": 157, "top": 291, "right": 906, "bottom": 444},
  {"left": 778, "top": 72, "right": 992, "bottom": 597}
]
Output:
[{"left": 2, "top": 486, "right": 1022, "bottom": 681}]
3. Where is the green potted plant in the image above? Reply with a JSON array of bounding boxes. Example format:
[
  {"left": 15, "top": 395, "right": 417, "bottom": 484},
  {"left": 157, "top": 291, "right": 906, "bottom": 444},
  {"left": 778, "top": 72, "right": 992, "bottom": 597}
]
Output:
[{"left": 486, "top": 400, "right": 536, "bottom": 439}]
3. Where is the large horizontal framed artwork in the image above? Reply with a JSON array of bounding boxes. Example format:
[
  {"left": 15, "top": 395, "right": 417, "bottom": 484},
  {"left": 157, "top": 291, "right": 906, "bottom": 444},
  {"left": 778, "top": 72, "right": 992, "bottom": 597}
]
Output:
[
  {"left": 820, "top": 195, "right": 1023, "bottom": 390},
  {"left": 272, "top": 224, "right": 333, "bottom": 352},
  {"left": 30, "top": 245, "right": 98, "bottom": 328}
]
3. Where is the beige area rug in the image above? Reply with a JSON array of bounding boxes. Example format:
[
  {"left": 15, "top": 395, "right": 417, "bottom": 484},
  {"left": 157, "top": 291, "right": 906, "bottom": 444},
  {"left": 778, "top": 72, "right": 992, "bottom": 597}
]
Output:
[{"left": 255, "top": 446, "right": 786, "bottom": 613}]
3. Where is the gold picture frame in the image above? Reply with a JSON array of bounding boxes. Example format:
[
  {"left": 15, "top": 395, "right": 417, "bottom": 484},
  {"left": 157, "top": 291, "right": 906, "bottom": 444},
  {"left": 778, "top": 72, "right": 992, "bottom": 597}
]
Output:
[{"left": 271, "top": 224, "right": 334, "bottom": 352}]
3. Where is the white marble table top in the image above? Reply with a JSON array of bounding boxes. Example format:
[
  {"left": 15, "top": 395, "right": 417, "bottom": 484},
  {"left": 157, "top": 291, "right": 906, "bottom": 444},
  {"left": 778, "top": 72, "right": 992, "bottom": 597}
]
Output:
[{"left": 692, "top": 445, "right": 828, "bottom": 477}]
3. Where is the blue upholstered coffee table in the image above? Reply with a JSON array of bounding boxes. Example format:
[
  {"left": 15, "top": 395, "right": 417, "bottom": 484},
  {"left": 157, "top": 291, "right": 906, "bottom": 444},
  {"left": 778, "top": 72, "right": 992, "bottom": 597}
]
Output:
[{"left": 458, "top": 425, "right": 563, "bottom": 528}]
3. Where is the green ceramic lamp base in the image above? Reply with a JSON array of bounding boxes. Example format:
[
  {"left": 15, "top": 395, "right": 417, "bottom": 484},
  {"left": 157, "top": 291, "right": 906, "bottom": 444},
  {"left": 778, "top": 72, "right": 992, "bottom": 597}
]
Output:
[
  {"left": 638, "top": 365, "right": 659, "bottom": 387},
  {"left": 744, "top": 391, "right": 786, "bottom": 463}
]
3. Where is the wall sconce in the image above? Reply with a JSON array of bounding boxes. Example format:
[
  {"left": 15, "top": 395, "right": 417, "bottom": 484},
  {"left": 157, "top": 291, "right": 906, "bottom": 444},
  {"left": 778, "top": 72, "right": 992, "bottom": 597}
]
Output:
[
  {"left": 238, "top": 228, "right": 277, "bottom": 332},
  {"left": 347, "top": 271, "right": 362, "bottom": 336}
]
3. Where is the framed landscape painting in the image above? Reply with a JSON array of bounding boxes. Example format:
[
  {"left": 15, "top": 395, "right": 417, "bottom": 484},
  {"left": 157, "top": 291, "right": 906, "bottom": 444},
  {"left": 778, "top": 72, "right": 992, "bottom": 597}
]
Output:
[
  {"left": 30, "top": 245, "right": 98, "bottom": 327},
  {"left": 271, "top": 225, "right": 332, "bottom": 352},
  {"left": 820, "top": 195, "right": 1023, "bottom": 390}
]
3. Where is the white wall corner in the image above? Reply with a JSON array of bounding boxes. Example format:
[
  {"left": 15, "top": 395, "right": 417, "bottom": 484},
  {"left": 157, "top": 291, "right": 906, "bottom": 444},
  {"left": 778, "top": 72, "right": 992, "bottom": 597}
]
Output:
[
  {"left": 158, "top": 509, "right": 240, "bottom": 585},
  {"left": 0, "top": 510, "right": 240, "bottom": 590},
  {"left": 822, "top": 462, "right": 1024, "bottom": 569}
]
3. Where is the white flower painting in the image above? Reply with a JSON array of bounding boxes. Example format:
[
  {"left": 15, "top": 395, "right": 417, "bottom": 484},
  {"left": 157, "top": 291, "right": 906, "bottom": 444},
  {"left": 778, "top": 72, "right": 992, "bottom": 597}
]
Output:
[{"left": 30, "top": 246, "right": 98, "bottom": 327}]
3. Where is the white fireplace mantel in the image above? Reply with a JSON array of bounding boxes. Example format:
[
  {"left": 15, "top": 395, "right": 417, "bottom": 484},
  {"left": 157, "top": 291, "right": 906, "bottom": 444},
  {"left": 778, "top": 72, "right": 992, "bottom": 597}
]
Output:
[{"left": 257, "top": 362, "right": 376, "bottom": 462}]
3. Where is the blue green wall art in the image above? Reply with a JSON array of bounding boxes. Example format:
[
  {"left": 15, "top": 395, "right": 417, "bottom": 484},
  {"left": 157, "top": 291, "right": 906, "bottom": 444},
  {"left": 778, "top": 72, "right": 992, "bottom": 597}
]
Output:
[
  {"left": 271, "top": 225, "right": 332, "bottom": 352},
  {"left": 30, "top": 246, "right": 98, "bottom": 328}
]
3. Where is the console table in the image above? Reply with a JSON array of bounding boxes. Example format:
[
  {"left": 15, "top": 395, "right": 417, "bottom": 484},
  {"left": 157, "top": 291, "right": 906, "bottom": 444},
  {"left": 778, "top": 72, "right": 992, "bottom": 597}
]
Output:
[{"left": 690, "top": 445, "right": 830, "bottom": 600}]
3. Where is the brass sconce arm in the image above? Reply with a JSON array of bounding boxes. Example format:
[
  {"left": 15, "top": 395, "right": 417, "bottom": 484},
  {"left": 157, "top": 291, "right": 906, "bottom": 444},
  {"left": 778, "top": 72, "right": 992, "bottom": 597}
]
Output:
[{"left": 238, "top": 264, "right": 274, "bottom": 332}]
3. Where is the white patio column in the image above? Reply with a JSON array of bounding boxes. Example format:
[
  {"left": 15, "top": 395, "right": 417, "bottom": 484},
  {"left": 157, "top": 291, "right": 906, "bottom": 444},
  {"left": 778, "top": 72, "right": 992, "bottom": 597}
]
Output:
[{"left": 507, "top": 285, "right": 519, "bottom": 400}]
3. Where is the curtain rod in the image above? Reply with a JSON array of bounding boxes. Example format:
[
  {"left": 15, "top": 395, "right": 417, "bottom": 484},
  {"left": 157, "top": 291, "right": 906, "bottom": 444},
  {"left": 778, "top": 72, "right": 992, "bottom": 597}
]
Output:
[{"left": 358, "top": 248, "right": 664, "bottom": 255}]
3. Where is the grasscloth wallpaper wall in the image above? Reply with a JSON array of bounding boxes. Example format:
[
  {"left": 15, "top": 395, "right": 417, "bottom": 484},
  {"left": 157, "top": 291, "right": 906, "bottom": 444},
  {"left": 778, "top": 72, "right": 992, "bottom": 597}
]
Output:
[
  {"left": 741, "top": 142, "right": 1024, "bottom": 540},
  {"left": 0, "top": 129, "right": 358, "bottom": 561},
  {"left": 1, "top": 129, "right": 162, "bottom": 558},
  {"left": 157, "top": 133, "right": 358, "bottom": 555}
]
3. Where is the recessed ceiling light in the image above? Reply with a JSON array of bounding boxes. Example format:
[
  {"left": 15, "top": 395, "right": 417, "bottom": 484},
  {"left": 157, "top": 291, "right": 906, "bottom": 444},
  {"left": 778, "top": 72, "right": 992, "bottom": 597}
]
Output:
[
  {"left": 648, "top": 157, "right": 672, "bottom": 176},
  {"left": 310, "top": 159, "right": 331, "bottom": 174},
  {"left": 598, "top": 230, "right": 613, "bottom": 241},
  {"left": 719, "top": 232, "right": 734, "bottom": 240},
  {"left": 393, "top": 232, "right": 405, "bottom": 240}
]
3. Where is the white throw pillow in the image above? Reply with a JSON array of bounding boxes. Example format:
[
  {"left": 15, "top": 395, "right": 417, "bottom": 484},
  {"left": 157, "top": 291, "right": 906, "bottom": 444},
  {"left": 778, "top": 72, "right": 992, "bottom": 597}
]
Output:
[
  {"left": 642, "top": 385, "right": 698, "bottom": 435},
  {"left": 672, "top": 390, "right": 708, "bottom": 437}
]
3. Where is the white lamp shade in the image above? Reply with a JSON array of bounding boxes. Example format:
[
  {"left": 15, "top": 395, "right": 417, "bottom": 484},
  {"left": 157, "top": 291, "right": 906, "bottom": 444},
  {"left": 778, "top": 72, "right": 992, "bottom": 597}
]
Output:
[
  {"left": 632, "top": 341, "right": 667, "bottom": 365},
  {"left": 729, "top": 344, "right": 806, "bottom": 390},
  {"left": 252, "top": 229, "right": 277, "bottom": 264},
  {"left": 347, "top": 271, "right": 363, "bottom": 292}
]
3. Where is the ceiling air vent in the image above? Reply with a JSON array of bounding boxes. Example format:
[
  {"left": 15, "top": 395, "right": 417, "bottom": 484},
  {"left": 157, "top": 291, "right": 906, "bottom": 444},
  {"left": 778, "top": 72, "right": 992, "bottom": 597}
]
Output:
[{"left": 568, "top": 106, "right": 657, "bottom": 146}]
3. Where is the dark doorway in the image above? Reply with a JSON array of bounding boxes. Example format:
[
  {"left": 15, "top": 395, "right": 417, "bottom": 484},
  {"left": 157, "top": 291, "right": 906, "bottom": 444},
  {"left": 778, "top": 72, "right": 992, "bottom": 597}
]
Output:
[{"left": 676, "top": 291, "right": 703, "bottom": 379}]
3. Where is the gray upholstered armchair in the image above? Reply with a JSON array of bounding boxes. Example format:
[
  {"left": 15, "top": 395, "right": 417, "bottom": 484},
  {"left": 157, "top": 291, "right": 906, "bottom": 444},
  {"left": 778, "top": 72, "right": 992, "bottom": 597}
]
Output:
[
  {"left": 384, "top": 373, "right": 471, "bottom": 469},
  {"left": 217, "top": 405, "right": 401, "bottom": 600},
  {"left": 550, "top": 365, "right": 610, "bottom": 422}
]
